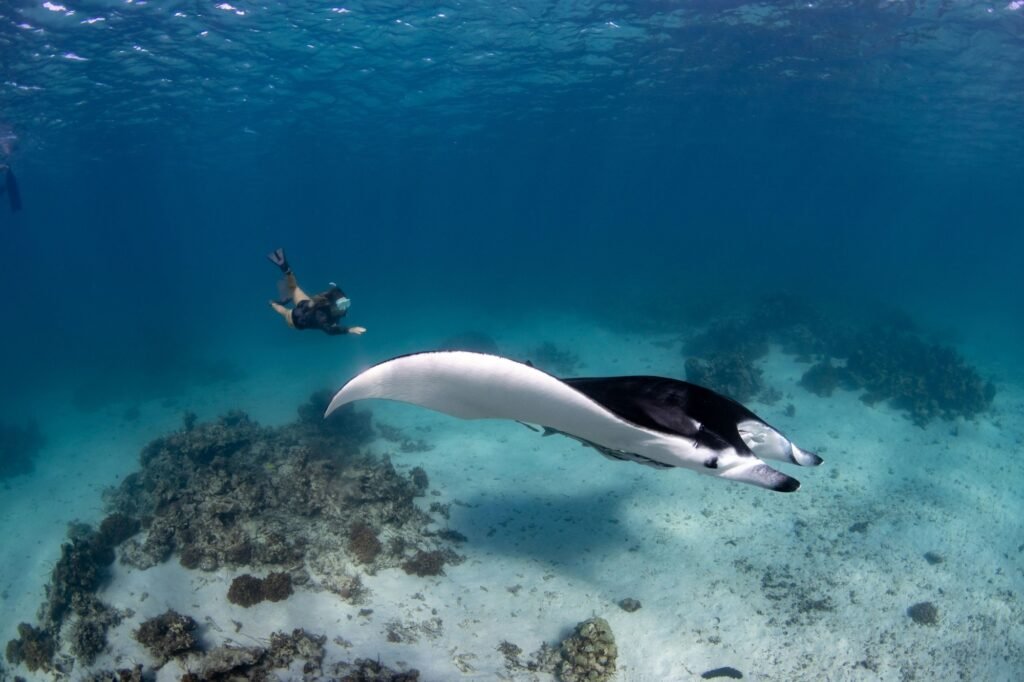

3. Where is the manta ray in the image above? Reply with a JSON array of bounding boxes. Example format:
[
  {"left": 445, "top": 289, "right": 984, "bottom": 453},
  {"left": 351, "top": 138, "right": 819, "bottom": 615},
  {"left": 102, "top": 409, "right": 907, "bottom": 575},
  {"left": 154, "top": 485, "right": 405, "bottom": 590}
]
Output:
[{"left": 325, "top": 351, "right": 821, "bottom": 492}]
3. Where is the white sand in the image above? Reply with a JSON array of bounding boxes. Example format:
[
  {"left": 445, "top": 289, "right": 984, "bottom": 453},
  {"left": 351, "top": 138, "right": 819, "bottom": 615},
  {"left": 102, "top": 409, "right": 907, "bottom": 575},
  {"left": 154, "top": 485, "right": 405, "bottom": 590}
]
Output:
[{"left": 2, "top": 311, "right": 1022, "bottom": 680}]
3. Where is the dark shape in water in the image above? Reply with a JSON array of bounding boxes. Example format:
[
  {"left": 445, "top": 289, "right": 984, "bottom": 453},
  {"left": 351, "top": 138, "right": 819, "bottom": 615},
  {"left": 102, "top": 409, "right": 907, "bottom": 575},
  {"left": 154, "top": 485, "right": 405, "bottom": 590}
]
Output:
[
  {"left": 0, "top": 419, "right": 44, "bottom": 480},
  {"left": 3, "top": 165, "right": 20, "bottom": 211},
  {"left": 531, "top": 340, "right": 581, "bottom": 375},
  {"left": 907, "top": 601, "right": 939, "bottom": 626},
  {"left": 702, "top": 666, "right": 744, "bottom": 679},
  {"left": 617, "top": 597, "right": 641, "bottom": 612}
]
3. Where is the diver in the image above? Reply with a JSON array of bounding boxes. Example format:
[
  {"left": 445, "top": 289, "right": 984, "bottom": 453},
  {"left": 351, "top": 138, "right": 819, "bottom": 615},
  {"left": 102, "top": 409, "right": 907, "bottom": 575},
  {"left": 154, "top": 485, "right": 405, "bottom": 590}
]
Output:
[
  {"left": 266, "top": 248, "right": 366, "bottom": 336},
  {"left": 0, "top": 164, "right": 21, "bottom": 212}
]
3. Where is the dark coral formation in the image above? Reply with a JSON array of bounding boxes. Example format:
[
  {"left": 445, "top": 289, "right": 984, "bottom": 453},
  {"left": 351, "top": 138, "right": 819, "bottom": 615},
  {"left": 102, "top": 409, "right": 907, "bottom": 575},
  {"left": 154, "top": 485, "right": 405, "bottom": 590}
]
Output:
[
  {"left": 98, "top": 512, "right": 142, "bottom": 548},
  {"left": 685, "top": 354, "right": 764, "bottom": 402},
  {"left": 0, "top": 419, "right": 45, "bottom": 480},
  {"left": 531, "top": 341, "right": 581, "bottom": 375},
  {"left": 348, "top": 521, "right": 383, "bottom": 565},
  {"left": 401, "top": 549, "right": 456, "bottom": 577},
  {"left": 66, "top": 599, "right": 123, "bottom": 665},
  {"left": 799, "top": 359, "right": 855, "bottom": 397},
  {"left": 7, "top": 391, "right": 461, "bottom": 679},
  {"left": 5, "top": 623, "right": 55, "bottom": 673},
  {"left": 686, "top": 317, "right": 769, "bottom": 363},
  {"left": 297, "top": 389, "right": 375, "bottom": 450},
  {"left": 334, "top": 657, "right": 421, "bottom": 681},
  {"left": 617, "top": 597, "right": 641, "bottom": 612},
  {"left": 554, "top": 617, "right": 618, "bottom": 682},
  {"left": 4, "top": 510, "right": 139, "bottom": 675},
  {"left": 684, "top": 293, "right": 996, "bottom": 423},
  {"left": 841, "top": 326, "right": 995, "bottom": 426},
  {"left": 133, "top": 610, "right": 199, "bottom": 663},
  {"left": 907, "top": 601, "right": 939, "bottom": 626},
  {"left": 104, "top": 401, "right": 459, "bottom": 582},
  {"left": 226, "top": 572, "right": 293, "bottom": 607},
  {"left": 377, "top": 423, "right": 434, "bottom": 454}
]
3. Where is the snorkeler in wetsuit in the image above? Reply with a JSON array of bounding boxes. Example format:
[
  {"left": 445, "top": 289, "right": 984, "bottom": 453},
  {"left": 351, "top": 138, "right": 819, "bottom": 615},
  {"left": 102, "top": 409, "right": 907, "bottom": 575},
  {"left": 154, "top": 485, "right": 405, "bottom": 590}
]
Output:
[
  {"left": 0, "top": 164, "right": 21, "bottom": 212},
  {"left": 267, "top": 248, "right": 366, "bottom": 336}
]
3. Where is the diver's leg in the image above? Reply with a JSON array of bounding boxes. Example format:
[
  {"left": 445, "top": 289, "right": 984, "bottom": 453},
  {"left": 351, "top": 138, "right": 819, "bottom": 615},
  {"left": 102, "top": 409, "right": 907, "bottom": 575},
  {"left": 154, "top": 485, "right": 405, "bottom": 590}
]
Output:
[{"left": 286, "top": 272, "right": 312, "bottom": 304}]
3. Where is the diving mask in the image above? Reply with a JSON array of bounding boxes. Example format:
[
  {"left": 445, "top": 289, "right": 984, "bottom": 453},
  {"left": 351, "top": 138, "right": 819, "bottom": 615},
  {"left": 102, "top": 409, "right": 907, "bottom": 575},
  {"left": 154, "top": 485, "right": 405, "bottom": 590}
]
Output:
[{"left": 335, "top": 296, "right": 351, "bottom": 313}]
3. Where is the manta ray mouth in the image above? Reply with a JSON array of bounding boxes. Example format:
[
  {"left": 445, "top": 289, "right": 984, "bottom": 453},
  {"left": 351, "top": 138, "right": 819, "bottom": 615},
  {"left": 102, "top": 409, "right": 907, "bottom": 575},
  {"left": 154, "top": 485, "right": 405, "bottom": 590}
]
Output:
[{"left": 327, "top": 350, "right": 817, "bottom": 492}]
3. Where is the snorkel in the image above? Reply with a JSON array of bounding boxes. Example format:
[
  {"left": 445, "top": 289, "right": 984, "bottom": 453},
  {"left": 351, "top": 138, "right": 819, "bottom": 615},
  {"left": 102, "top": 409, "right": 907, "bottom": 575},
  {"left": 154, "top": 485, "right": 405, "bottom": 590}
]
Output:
[{"left": 328, "top": 282, "right": 351, "bottom": 314}]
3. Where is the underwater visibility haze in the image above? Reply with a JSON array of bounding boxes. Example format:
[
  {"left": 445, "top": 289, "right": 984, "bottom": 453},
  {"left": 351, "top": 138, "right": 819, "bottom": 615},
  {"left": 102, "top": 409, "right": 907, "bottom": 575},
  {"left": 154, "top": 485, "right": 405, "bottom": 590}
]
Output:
[{"left": 1, "top": 0, "right": 1024, "bottom": 680}]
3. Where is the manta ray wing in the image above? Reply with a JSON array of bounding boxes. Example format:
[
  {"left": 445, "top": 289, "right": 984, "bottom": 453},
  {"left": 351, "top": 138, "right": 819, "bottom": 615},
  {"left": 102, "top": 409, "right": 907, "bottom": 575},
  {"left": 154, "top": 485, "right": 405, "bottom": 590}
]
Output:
[
  {"left": 326, "top": 351, "right": 809, "bottom": 492},
  {"left": 562, "top": 376, "right": 743, "bottom": 453}
]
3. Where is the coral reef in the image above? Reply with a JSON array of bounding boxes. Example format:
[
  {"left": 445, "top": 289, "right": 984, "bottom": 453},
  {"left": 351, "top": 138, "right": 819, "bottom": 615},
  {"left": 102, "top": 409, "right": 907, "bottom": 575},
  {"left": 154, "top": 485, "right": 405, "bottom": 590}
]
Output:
[
  {"left": 5, "top": 623, "right": 55, "bottom": 673},
  {"left": 685, "top": 294, "right": 996, "bottom": 424},
  {"left": 907, "top": 601, "right": 939, "bottom": 626},
  {"left": 333, "top": 658, "right": 420, "bottom": 681},
  {"left": 134, "top": 610, "right": 199, "bottom": 663},
  {"left": 42, "top": 529, "right": 112, "bottom": 625},
  {"left": 686, "top": 317, "right": 769, "bottom": 363},
  {"left": 0, "top": 419, "right": 44, "bottom": 480},
  {"left": 531, "top": 341, "right": 582, "bottom": 375},
  {"left": 226, "top": 572, "right": 293, "bottom": 607},
  {"left": 401, "top": 549, "right": 456, "bottom": 577},
  {"left": 66, "top": 599, "right": 123, "bottom": 664},
  {"left": 133, "top": 626, "right": 400, "bottom": 682},
  {"left": 377, "top": 423, "right": 433, "bottom": 454},
  {"left": 10, "top": 391, "right": 463, "bottom": 679},
  {"left": 841, "top": 326, "right": 995, "bottom": 426},
  {"left": 348, "top": 522, "right": 383, "bottom": 565},
  {"left": 81, "top": 663, "right": 145, "bottom": 681},
  {"left": 617, "top": 597, "right": 641, "bottom": 612},
  {"left": 106, "top": 401, "right": 459, "bottom": 579},
  {"left": 297, "top": 389, "right": 375, "bottom": 450},
  {"left": 5, "top": 510, "right": 141, "bottom": 676},
  {"left": 798, "top": 359, "right": 856, "bottom": 398},
  {"left": 685, "top": 354, "right": 764, "bottom": 403},
  {"left": 554, "top": 617, "right": 617, "bottom": 682}
]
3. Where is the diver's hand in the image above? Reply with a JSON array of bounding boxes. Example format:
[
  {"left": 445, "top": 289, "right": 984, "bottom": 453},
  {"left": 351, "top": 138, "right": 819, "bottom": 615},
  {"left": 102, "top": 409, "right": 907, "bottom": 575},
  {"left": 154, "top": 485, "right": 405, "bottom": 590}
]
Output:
[{"left": 349, "top": 326, "right": 367, "bottom": 335}]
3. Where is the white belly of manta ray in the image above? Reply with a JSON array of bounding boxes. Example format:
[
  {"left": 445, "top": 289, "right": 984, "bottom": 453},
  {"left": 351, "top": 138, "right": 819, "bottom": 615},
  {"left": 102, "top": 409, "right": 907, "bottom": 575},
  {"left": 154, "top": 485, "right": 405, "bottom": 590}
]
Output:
[{"left": 325, "top": 351, "right": 821, "bottom": 492}]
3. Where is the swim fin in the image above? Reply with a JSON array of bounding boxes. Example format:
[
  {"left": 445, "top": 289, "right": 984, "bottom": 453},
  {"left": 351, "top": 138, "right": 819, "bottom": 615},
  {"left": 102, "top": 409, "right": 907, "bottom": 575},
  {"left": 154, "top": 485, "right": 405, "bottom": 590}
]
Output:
[
  {"left": 5, "top": 167, "right": 21, "bottom": 212},
  {"left": 266, "top": 247, "right": 289, "bottom": 272}
]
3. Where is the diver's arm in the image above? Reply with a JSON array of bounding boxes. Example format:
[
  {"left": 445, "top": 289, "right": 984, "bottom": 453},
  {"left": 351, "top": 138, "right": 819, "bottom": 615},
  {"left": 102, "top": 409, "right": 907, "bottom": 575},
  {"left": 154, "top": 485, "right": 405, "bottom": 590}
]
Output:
[{"left": 325, "top": 325, "right": 366, "bottom": 336}]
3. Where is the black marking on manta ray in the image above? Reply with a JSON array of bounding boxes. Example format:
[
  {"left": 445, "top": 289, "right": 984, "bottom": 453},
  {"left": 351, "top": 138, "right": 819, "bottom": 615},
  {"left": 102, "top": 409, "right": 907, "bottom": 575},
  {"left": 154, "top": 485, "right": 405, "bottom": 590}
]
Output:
[{"left": 563, "top": 376, "right": 769, "bottom": 456}]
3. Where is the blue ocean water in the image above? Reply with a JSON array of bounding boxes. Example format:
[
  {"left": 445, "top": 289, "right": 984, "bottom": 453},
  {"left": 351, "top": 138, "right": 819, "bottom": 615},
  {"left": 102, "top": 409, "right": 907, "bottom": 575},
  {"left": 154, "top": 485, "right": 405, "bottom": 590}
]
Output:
[
  {"left": 1, "top": 0, "right": 1023, "bottom": 679},
  {"left": 2, "top": 0, "right": 1023, "bottom": 400}
]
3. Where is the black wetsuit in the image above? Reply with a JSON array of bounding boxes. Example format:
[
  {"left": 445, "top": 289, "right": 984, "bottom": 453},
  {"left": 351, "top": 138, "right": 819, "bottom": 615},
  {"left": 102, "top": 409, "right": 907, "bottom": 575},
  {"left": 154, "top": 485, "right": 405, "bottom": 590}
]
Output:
[{"left": 291, "top": 296, "right": 351, "bottom": 335}]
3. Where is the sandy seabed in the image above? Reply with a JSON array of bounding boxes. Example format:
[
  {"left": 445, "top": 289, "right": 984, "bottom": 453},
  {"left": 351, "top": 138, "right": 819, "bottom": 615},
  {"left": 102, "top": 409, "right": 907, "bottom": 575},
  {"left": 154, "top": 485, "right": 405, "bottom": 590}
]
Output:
[{"left": 2, "top": 312, "right": 1022, "bottom": 681}]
